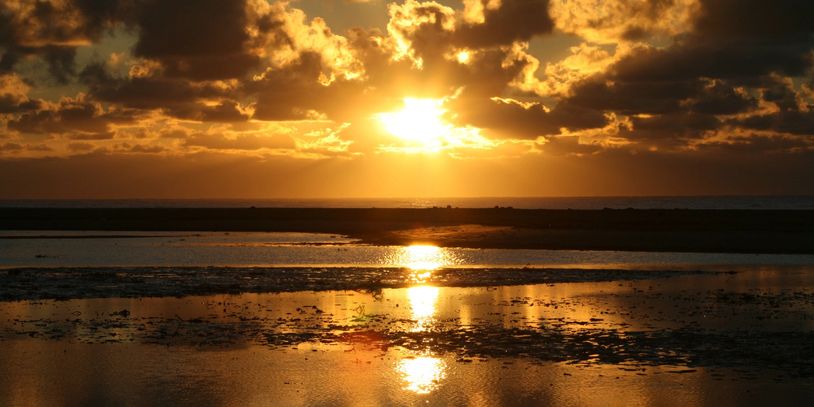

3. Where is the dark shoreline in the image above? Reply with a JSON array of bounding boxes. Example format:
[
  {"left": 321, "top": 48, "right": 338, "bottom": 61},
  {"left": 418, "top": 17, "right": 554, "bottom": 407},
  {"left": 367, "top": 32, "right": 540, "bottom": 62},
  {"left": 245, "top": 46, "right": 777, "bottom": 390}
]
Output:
[{"left": 2, "top": 208, "right": 814, "bottom": 254}]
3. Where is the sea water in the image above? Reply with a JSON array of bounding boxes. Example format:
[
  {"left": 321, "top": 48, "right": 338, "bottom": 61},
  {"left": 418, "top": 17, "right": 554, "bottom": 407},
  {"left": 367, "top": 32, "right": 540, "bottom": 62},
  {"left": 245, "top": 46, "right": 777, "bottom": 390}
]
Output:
[{"left": 1, "top": 231, "right": 813, "bottom": 269}]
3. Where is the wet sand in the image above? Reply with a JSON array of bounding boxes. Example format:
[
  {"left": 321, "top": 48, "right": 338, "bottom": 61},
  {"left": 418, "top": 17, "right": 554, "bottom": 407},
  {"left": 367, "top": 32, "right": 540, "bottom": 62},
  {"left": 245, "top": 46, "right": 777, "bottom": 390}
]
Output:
[{"left": 2, "top": 208, "right": 814, "bottom": 253}]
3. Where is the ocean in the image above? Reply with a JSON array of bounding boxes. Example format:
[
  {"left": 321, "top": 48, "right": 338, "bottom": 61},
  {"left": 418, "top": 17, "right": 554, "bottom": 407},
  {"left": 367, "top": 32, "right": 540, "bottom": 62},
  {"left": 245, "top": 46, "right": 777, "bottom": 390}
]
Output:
[{"left": 2, "top": 195, "right": 814, "bottom": 209}]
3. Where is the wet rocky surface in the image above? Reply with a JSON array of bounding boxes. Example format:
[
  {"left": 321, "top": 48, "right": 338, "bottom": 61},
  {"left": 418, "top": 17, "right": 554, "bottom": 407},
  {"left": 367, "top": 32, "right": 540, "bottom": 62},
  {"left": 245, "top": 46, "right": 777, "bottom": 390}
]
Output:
[
  {"left": 2, "top": 277, "right": 813, "bottom": 379},
  {"left": 0, "top": 266, "right": 711, "bottom": 301}
]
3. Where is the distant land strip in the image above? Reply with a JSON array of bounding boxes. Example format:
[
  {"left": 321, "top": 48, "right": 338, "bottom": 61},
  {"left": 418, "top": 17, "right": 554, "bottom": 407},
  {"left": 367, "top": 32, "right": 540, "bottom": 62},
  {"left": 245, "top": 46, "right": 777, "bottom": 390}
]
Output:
[{"left": 1, "top": 208, "right": 814, "bottom": 254}]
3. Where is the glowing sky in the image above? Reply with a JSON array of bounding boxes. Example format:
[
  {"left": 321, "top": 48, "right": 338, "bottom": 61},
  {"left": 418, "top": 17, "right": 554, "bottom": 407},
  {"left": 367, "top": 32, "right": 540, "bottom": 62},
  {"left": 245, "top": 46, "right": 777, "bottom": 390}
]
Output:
[{"left": 1, "top": 1, "right": 813, "bottom": 198}]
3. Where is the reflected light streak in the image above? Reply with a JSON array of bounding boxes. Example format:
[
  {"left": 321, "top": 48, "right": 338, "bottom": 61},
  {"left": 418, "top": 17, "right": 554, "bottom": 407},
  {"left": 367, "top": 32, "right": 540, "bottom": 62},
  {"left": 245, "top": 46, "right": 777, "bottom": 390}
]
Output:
[
  {"left": 401, "top": 244, "right": 445, "bottom": 330},
  {"left": 398, "top": 355, "right": 447, "bottom": 394},
  {"left": 403, "top": 244, "right": 445, "bottom": 271},
  {"left": 407, "top": 285, "right": 439, "bottom": 321},
  {"left": 399, "top": 244, "right": 454, "bottom": 283}
]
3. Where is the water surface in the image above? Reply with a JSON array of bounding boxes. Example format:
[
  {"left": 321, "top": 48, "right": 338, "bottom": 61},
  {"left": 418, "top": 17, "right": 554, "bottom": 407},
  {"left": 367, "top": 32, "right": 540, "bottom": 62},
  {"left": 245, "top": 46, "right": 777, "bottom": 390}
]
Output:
[
  {"left": 2, "top": 231, "right": 813, "bottom": 269},
  {"left": 1, "top": 268, "right": 813, "bottom": 406},
  {"left": 1, "top": 231, "right": 813, "bottom": 406}
]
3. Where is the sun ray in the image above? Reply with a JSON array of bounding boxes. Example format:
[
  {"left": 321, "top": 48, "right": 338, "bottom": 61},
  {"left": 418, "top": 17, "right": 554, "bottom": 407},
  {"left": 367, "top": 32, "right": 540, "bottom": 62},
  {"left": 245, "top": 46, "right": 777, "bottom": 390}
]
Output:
[
  {"left": 376, "top": 97, "right": 493, "bottom": 153},
  {"left": 377, "top": 98, "right": 448, "bottom": 152}
]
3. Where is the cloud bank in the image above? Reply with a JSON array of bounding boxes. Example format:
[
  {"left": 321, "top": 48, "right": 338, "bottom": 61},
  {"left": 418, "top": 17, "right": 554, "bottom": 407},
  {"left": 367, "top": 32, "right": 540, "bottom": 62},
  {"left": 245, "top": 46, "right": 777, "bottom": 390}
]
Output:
[{"left": 0, "top": 0, "right": 812, "bottom": 197}]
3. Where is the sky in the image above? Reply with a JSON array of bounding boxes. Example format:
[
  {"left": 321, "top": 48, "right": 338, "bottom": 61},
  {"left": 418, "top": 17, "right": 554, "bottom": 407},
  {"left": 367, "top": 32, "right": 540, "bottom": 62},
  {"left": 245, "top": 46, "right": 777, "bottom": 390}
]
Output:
[{"left": 0, "top": 0, "right": 813, "bottom": 198}]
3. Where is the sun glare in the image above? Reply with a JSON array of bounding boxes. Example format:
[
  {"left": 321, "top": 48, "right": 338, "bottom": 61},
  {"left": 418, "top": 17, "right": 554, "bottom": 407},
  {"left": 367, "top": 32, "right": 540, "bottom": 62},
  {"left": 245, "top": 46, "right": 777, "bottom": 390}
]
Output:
[
  {"left": 398, "top": 355, "right": 447, "bottom": 394},
  {"left": 407, "top": 285, "right": 440, "bottom": 326},
  {"left": 402, "top": 244, "right": 445, "bottom": 271},
  {"left": 377, "top": 98, "right": 449, "bottom": 152},
  {"left": 376, "top": 97, "right": 494, "bottom": 153}
]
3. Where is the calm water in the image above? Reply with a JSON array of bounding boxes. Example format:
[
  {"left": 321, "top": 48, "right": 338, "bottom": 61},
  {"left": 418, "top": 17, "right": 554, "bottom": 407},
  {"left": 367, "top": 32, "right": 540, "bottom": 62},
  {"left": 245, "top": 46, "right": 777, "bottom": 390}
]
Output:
[
  {"left": 2, "top": 195, "right": 814, "bottom": 209},
  {"left": 2, "top": 231, "right": 813, "bottom": 269}
]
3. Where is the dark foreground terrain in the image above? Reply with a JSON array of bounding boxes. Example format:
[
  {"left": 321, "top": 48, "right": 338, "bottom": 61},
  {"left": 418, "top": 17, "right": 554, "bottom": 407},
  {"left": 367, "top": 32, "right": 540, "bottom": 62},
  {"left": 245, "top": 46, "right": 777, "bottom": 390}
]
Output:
[{"left": 2, "top": 208, "right": 813, "bottom": 253}]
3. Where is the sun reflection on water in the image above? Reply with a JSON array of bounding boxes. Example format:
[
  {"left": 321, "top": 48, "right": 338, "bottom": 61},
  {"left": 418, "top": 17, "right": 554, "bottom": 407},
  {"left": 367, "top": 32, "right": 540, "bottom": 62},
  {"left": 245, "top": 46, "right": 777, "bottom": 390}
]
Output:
[
  {"left": 402, "top": 245, "right": 445, "bottom": 271},
  {"left": 407, "top": 285, "right": 440, "bottom": 331},
  {"left": 396, "top": 245, "right": 447, "bottom": 393},
  {"left": 397, "top": 244, "right": 457, "bottom": 283},
  {"left": 397, "top": 355, "right": 447, "bottom": 394}
]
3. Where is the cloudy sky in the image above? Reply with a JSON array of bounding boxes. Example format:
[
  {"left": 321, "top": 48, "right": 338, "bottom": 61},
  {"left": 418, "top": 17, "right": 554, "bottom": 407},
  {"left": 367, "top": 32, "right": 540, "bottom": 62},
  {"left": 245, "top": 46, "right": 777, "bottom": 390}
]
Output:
[{"left": 1, "top": 0, "right": 812, "bottom": 198}]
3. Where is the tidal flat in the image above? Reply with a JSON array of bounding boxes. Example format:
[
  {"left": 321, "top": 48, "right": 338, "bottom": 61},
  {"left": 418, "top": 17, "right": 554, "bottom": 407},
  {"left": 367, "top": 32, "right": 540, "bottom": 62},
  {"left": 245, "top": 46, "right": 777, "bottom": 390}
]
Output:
[
  {"left": 1, "top": 231, "right": 813, "bottom": 406},
  {"left": 1, "top": 265, "right": 813, "bottom": 406}
]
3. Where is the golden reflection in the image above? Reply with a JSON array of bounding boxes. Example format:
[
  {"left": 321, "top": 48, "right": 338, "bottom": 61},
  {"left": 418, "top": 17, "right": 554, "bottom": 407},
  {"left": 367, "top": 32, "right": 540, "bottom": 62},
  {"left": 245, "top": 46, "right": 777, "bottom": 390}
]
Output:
[
  {"left": 407, "top": 285, "right": 439, "bottom": 321},
  {"left": 397, "top": 244, "right": 455, "bottom": 283},
  {"left": 403, "top": 244, "right": 445, "bottom": 271},
  {"left": 398, "top": 245, "right": 443, "bottom": 331},
  {"left": 398, "top": 355, "right": 447, "bottom": 394}
]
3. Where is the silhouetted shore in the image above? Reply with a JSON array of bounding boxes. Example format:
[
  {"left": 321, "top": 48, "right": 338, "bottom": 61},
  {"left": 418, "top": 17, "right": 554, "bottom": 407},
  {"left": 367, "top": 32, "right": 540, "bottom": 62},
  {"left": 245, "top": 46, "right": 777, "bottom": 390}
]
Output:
[{"left": 1, "top": 208, "right": 813, "bottom": 254}]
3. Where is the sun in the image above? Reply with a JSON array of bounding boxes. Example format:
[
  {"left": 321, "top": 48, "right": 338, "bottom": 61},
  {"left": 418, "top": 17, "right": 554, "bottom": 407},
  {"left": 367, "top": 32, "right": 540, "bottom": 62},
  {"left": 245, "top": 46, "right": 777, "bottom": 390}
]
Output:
[
  {"left": 377, "top": 98, "right": 451, "bottom": 152},
  {"left": 375, "top": 97, "right": 495, "bottom": 154}
]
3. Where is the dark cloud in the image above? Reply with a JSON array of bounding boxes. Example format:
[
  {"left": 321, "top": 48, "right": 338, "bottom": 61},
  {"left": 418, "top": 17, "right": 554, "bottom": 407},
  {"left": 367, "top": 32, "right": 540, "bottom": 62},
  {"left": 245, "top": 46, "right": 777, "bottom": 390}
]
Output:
[
  {"left": 617, "top": 0, "right": 814, "bottom": 83},
  {"left": 456, "top": 0, "right": 553, "bottom": 48},
  {"left": 132, "top": 0, "right": 279, "bottom": 80},
  {"left": 608, "top": 0, "right": 813, "bottom": 83},
  {"left": 453, "top": 47, "right": 538, "bottom": 96},
  {"left": 568, "top": 74, "right": 702, "bottom": 115},
  {"left": 0, "top": 97, "right": 41, "bottom": 114},
  {"left": 80, "top": 64, "right": 227, "bottom": 108},
  {"left": 693, "top": 0, "right": 814, "bottom": 41},
  {"left": 0, "top": 0, "right": 286, "bottom": 82},
  {"left": 386, "top": 0, "right": 455, "bottom": 65},
  {"left": 80, "top": 63, "right": 250, "bottom": 122},
  {"left": 723, "top": 76, "right": 814, "bottom": 136},
  {"left": 611, "top": 41, "right": 812, "bottom": 85},
  {"left": 626, "top": 113, "right": 720, "bottom": 143},
  {"left": 249, "top": 52, "right": 334, "bottom": 121},
  {"left": 198, "top": 101, "right": 251, "bottom": 122},
  {"left": 42, "top": 47, "right": 78, "bottom": 84},
  {"left": 7, "top": 97, "right": 139, "bottom": 136},
  {"left": 0, "top": 0, "right": 129, "bottom": 82},
  {"left": 760, "top": 78, "right": 806, "bottom": 112},
  {"left": 685, "top": 80, "right": 757, "bottom": 116},
  {"left": 560, "top": 0, "right": 814, "bottom": 145},
  {"left": 449, "top": 95, "right": 607, "bottom": 138},
  {"left": 732, "top": 110, "right": 814, "bottom": 136}
]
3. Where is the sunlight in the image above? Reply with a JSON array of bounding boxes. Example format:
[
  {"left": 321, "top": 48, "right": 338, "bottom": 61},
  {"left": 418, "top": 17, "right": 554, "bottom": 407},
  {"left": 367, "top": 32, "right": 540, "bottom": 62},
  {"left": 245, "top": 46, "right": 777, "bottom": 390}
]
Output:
[
  {"left": 377, "top": 98, "right": 448, "bottom": 152},
  {"left": 407, "top": 285, "right": 439, "bottom": 321},
  {"left": 398, "top": 244, "right": 454, "bottom": 283},
  {"left": 376, "top": 97, "right": 495, "bottom": 154},
  {"left": 455, "top": 50, "right": 471, "bottom": 64},
  {"left": 407, "top": 285, "right": 439, "bottom": 332},
  {"left": 398, "top": 355, "right": 447, "bottom": 394},
  {"left": 402, "top": 244, "right": 445, "bottom": 272}
]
